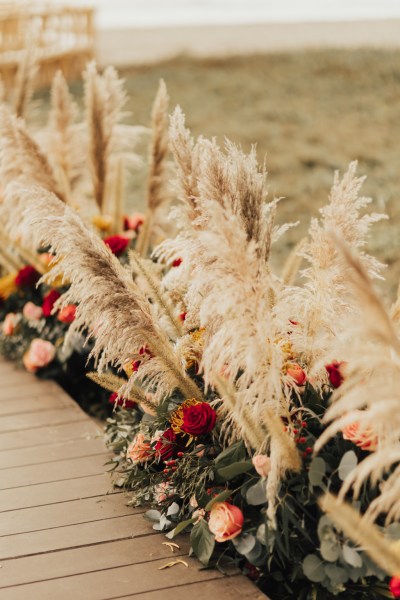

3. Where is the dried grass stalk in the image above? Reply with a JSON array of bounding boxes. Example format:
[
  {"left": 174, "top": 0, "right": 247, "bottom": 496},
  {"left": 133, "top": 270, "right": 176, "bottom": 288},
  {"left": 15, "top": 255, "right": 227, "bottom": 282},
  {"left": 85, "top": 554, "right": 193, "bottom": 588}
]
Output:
[{"left": 12, "top": 41, "right": 38, "bottom": 119}]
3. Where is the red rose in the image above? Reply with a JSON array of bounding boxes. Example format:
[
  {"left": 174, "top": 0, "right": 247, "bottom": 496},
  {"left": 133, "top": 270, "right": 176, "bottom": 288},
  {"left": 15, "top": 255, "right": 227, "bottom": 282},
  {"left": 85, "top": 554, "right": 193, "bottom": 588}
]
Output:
[
  {"left": 326, "top": 361, "right": 345, "bottom": 388},
  {"left": 15, "top": 265, "right": 40, "bottom": 288},
  {"left": 182, "top": 402, "right": 217, "bottom": 436},
  {"left": 154, "top": 428, "right": 180, "bottom": 462},
  {"left": 42, "top": 290, "right": 61, "bottom": 317},
  {"left": 390, "top": 577, "right": 400, "bottom": 598},
  {"left": 104, "top": 235, "right": 130, "bottom": 257},
  {"left": 108, "top": 392, "right": 137, "bottom": 409}
]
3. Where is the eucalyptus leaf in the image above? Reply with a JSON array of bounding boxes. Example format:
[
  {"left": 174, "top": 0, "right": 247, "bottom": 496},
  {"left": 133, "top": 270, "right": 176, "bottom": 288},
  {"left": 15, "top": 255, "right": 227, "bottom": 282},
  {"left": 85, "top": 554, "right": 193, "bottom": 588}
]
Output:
[
  {"left": 166, "top": 502, "right": 180, "bottom": 517},
  {"left": 342, "top": 544, "right": 363, "bottom": 568},
  {"left": 256, "top": 523, "right": 267, "bottom": 545},
  {"left": 320, "top": 538, "right": 340, "bottom": 562},
  {"left": 302, "top": 554, "right": 326, "bottom": 582},
  {"left": 190, "top": 519, "right": 216, "bottom": 566},
  {"left": 245, "top": 540, "right": 265, "bottom": 565},
  {"left": 246, "top": 480, "right": 267, "bottom": 505},
  {"left": 144, "top": 509, "right": 161, "bottom": 522},
  {"left": 338, "top": 451, "right": 358, "bottom": 481},
  {"left": 308, "top": 457, "right": 326, "bottom": 487},
  {"left": 324, "top": 563, "right": 348, "bottom": 585},
  {"left": 232, "top": 534, "right": 256, "bottom": 555},
  {"left": 168, "top": 517, "right": 196, "bottom": 538}
]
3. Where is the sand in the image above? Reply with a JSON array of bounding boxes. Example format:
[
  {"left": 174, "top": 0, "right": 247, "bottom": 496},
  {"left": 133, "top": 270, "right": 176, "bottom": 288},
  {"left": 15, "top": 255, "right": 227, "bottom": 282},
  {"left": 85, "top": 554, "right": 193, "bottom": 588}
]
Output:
[{"left": 96, "top": 20, "right": 400, "bottom": 67}]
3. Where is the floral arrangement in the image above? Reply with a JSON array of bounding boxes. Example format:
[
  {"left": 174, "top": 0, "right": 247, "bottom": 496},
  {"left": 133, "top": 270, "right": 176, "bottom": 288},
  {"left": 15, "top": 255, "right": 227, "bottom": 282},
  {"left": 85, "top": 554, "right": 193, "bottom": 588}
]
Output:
[{"left": 1, "top": 71, "right": 400, "bottom": 599}]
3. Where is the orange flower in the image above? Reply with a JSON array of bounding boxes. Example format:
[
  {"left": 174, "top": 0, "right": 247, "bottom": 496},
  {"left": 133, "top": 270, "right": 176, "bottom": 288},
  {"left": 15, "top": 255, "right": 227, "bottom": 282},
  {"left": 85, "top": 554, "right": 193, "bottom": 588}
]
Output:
[
  {"left": 342, "top": 413, "right": 378, "bottom": 452},
  {"left": 127, "top": 433, "right": 152, "bottom": 464},
  {"left": 286, "top": 363, "right": 307, "bottom": 386},
  {"left": 208, "top": 502, "right": 244, "bottom": 543}
]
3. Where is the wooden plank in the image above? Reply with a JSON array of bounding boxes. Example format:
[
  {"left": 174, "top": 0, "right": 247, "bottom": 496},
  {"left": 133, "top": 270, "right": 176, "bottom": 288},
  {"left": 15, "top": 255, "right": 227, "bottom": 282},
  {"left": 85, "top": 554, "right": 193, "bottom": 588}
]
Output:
[
  {"left": 0, "top": 513, "right": 151, "bottom": 559},
  {"left": 0, "top": 407, "right": 85, "bottom": 433},
  {"left": 0, "top": 493, "right": 137, "bottom": 536},
  {"left": 0, "top": 535, "right": 190, "bottom": 588},
  {"left": 0, "top": 419, "right": 100, "bottom": 451},
  {"left": 116, "top": 577, "right": 266, "bottom": 600},
  {"left": 0, "top": 380, "right": 61, "bottom": 399},
  {"left": 0, "top": 437, "right": 107, "bottom": 469},
  {"left": 0, "top": 393, "right": 72, "bottom": 417},
  {"left": 0, "top": 556, "right": 229, "bottom": 600},
  {"left": 0, "top": 473, "right": 117, "bottom": 511},
  {"left": 0, "top": 453, "right": 109, "bottom": 490}
]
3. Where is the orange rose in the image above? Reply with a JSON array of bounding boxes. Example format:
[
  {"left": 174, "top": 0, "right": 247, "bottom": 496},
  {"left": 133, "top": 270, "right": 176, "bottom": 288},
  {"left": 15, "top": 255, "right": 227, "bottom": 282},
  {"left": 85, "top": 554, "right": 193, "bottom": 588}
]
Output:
[
  {"left": 286, "top": 363, "right": 307, "bottom": 386},
  {"left": 208, "top": 502, "right": 244, "bottom": 543},
  {"left": 23, "top": 339, "right": 56, "bottom": 373},
  {"left": 342, "top": 413, "right": 378, "bottom": 452},
  {"left": 127, "top": 433, "right": 152, "bottom": 464}
]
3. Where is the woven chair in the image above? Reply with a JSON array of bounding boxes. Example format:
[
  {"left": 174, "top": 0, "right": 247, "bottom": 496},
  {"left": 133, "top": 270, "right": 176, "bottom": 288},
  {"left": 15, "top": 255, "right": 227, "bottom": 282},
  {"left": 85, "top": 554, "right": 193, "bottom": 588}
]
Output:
[{"left": 0, "top": 2, "right": 95, "bottom": 87}]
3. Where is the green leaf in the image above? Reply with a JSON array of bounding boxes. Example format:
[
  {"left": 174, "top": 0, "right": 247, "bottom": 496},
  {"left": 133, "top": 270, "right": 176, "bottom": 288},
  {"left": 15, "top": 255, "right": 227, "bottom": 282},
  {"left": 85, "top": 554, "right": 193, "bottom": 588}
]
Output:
[
  {"left": 338, "top": 451, "right": 357, "bottom": 481},
  {"left": 308, "top": 457, "right": 326, "bottom": 487},
  {"left": 205, "top": 488, "right": 232, "bottom": 511},
  {"left": 216, "top": 460, "right": 253, "bottom": 481},
  {"left": 342, "top": 544, "right": 363, "bottom": 568},
  {"left": 190, "top": 519, "right": 216, "bottom": 566},
  {"left": 168, "top": 517, "right": 196, "bottom": 538},
  {"left": 302, "top": 554, "right": 326, "bottom": 582},
  {"left": 246, "top": 480, "right": 267, "bottom": 505},
  {"left": 214, "top": 441, "right": 246, "bottom": 469}
]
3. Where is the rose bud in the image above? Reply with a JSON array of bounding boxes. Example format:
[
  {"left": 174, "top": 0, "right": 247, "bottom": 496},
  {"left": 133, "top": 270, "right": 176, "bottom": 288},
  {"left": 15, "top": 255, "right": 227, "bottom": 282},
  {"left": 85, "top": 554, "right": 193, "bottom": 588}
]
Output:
[
  {"left": 390, "top": 576, "right": 400, "bottom": 598},
  {"left": 286, "top": 363, "right": 307, "bottom": 386},
  {"left": 42, "top": 290, "right": 61, "bottom": 317},
  {"left": 325, "top": 360, "right": 345, "bottom": 388},
  {"left": 58, "top": 304, "right": 77, "bottom": 324},
  {"left": 126, "top": 433, "right": 152, "bottom": 464},
  {"left": 124, "top": 213, "right": 145, "bottom": 232},
  {"left": 2, "top": 312, "right": 19, "bottom": 336},
  {"left": 23, "top": 302, "right": 43, "bottom": 321},
  {"left": 252, "top": 454, "right": 271, "bottom": 478},
  {"left": 23, "top": 339, "right": 56, "bottom": 373},
  {"left": 342, "top": 413, "right": 378, "bottom": 452},
  {"left": 15, "top": 265, "right": 40, "bottom": 288},
  {"left": 104, "top": 235, "right": 130, "bottom": 257},
  {"left": 208, "top": 502, "right": 244, "bottom": 543},
  {"left": 181, "top": 402, "right": 217, "bottom": 437}
]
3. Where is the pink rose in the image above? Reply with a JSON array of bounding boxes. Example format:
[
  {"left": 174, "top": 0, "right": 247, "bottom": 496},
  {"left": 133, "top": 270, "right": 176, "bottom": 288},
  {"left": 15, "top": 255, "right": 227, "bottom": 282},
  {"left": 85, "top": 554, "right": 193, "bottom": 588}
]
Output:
[
  {"left": 127, "top": 432, "right": 152, "bottom": 464},
  {"left": 208, "top": 502, "right": 244, "bottom": 543},
  {"left": 2, "top": 312, "right": 18, "bottom": 335},
  {"left": 154, "top": 482, "right": 176, "bottom": 504},
  {"left": 23, "top": 339, "right": 56, "bottom": 373},
  {"left": 23, "top": 302, "right": 43, "bottom": 321},
  {"left": 252, "top": 454, "right": 271, "bottom": 478},
  {"left": 58, "top": 305, "right": 76, "bottom": 324},
  {"left": 342, "top": 413, "right": 378, "bottom": 452}
]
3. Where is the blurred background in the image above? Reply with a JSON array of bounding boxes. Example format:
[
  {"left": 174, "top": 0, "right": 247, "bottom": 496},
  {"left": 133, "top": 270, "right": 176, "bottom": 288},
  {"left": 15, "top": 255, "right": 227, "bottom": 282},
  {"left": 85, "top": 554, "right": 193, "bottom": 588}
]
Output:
[{"left": 1, "top": 0, "right": 400, "bottom": 294}]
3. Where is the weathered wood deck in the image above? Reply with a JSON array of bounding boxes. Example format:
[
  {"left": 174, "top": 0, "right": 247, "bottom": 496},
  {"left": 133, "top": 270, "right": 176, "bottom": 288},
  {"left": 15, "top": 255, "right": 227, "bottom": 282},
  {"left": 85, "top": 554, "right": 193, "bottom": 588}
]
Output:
[{"left": 0, "top": 358, "right": 263, "bottom": 599}]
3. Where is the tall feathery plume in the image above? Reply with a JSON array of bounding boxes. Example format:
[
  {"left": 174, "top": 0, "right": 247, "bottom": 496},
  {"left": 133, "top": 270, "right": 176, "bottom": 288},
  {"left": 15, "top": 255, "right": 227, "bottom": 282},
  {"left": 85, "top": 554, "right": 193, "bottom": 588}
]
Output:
[
  {"left": 0, "top": 183, "right": 203, "bottom": 406},
  {"left": 84, "top": 62, "right": 127, "bottom": 215},
  {"left": 136, "top": 79, "right": 170, "bottom": 256},
  {"left": 0, "top": 108, "right": 64, "bottom": 201},
  {"left": 87, "top": 371, "right": 157, "bottom": 413},
  {"left": 277, "top": 162, "right": 386, "bottom": 374},
  {"left": 47, "top": 70, "right": 83, "bottom": 203},
  {"left": 315, "top": 237, "right": 400, "bottom": 524},
  {"left": 11, "top": 38, "right": 38, "bottom": 119}
]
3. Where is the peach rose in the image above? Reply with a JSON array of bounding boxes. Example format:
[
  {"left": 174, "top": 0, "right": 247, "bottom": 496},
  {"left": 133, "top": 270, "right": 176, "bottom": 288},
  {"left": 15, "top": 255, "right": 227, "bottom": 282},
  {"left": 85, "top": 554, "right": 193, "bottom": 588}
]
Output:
[
  {"left": 127, "top": 432, "right": 152, "bottom": 464},
  {"left": 2, "top": 312, "right": 18, "bottom": 335},
  {"left": 154, "top": 481, "right": 176, "bottom": 504},
  {"left": 58, "top": 304, "right": 76, "bottom": 324},
  {"left": 208, "top": 502, "right": 244, "bottom": 543},
  {"left": 23, "top": 339, "right": 56, "bottom": 373},
  {"left": 286, "top": 363, "right": 307, "bottom": 386},
  {"left": 23, "top": 302, "right": 43, "bottom": 321},
  {"left": 252, "top": 454, "right": 271, "bottom": 478},
  {"left": 342, "top": 412, "right": 378, "bottom": 452}
]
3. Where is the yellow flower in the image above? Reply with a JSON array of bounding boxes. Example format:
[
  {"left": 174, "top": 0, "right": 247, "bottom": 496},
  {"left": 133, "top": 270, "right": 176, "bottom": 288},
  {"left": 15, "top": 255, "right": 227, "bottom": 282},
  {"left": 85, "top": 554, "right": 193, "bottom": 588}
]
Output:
[
  {"left": 170, "top": 398, "right": 200, "bottom": 436},
  {"left": 0, "top": 272, "right": 17, "bottom": 299},
  {"left": 92, "top": 214, "right": 113, "bottom": 232}
]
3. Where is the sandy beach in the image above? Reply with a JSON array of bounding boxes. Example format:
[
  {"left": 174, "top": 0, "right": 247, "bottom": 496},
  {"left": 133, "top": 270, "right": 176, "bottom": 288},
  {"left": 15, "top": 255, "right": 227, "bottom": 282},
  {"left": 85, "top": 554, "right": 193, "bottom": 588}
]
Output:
[{"left": 97, "top": 20, "right": 400, "bottom": 67}]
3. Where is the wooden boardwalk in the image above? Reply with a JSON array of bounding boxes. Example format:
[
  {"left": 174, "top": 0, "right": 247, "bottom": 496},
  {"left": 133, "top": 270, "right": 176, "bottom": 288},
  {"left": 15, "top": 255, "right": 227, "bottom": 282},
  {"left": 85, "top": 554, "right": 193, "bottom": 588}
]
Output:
[{"left": 0, "top": 358, "right": 263, "bottom": 599}]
